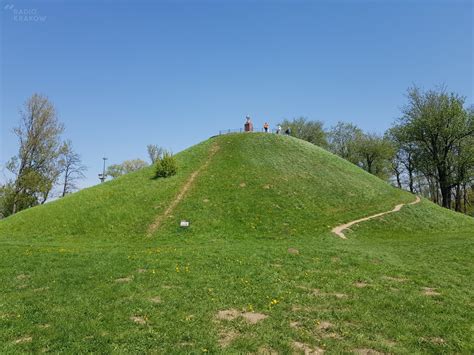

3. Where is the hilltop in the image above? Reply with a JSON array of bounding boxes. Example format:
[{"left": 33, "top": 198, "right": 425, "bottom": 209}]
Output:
[{"left": 1, "top": 133, "right": 473, "bottom": 353}]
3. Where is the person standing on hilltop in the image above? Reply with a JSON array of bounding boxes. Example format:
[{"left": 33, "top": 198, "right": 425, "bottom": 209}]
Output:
[
  {"left": 263, "top": 122, "right": 269, "bottom": 133},
  {"left": 244, "top": 116, "right": 254, "bottom": 132},
  {"left": 285, "top": 127, "right": 291, "bottom": 135},
  {"left": 276, "top": 125, "right": 281, "bottom": 134}
]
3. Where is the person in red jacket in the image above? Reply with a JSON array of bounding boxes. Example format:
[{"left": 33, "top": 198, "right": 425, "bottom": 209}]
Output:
[{"left": 244, "top": 116, "right": 254, "bottom": 132}]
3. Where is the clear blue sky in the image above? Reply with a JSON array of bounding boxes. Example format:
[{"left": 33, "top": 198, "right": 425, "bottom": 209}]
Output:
[{"left": 1, "top": 0, "right": 472, "bottom": 188}]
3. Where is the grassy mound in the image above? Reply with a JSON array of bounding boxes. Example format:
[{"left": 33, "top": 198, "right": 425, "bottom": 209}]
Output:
[{"left": 1, "top": 133, "right": 473, "bottom": 353}]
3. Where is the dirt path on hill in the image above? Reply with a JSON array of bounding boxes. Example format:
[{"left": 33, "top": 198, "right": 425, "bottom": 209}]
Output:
[
  {"left": 332, "top": 195, "right": 420, "bottom": 239},
  {"left": 147, "top": 142, "right": 220, "bottom": 236}
]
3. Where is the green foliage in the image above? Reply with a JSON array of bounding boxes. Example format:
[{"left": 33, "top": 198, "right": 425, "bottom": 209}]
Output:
[
  {"left": 106, "top": 159, "right": 148, "bottom": 179},
  {"left": 8, "top": 94, "right": 64, "bottom": 213},
  {"left": 352, "top": 133, "right": 395, "bottom": 179},
  {"left": 279, "top": 117, "right": 328, "bottom": 147},
  {"left": 0, "top": 183, "right": 16, "bottom": 218},
  {"left": 328, "top": 121, "right": 363, "bottom": 163},
  {"left": 155, "top": 152, "right": 178, "bottom": 178},
  {"left": 0, "top": 134, "right": 473, "bottom": 353},
  {"left": 393, "top": 86, "right": 474, "bottom": 208}
]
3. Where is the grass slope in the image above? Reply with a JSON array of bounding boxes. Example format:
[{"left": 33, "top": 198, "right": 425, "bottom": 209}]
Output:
[{"left": 0, "top": 133, "right": 473, "bottom": 353}]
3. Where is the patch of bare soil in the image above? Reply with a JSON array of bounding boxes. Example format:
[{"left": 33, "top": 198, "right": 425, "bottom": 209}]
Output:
[
  {"left": 258, "top": 346, "right": 279, "bottom": 354},
  {"left": 216, "top": 309, "right": 240, "bottom": 321},
  {"left": 216, "top": 309, "right": 268, "bottom": 324},
  {"left": 427, "top": 337, "right": 446, "bottom": 344},
  {"left": 422, "top": 287, "right": 441, "bottom": 296},
  {"left": 354, "top": 282, "right": 368, "bottom": 288},
  {"left": 288, "top": 248, "right": 300, "bottom": 255},
  {"left": 241, "top": 312, "right": 268, "bottom": 324},
  {"left": 38, "top": 324, "right": 50, "bottom": 329},
  {"left": 13, "top": 336, "right": 32, "bottom": 344},
  {"left": 312, "top": 289, "right": 347, "bottom": 298},
  {"left": 149, "top": 296, "right": 162, "bottom": 304},
  {"left": 218, "top": 330, "right": 238, "bottom": 348},
  {"left": 293, "top": 341, "right": 325, "bottom": 354},
  {"left": 130, "top": 316, "right": 147, "bottom": 325},
  {"left": 239, "top": 182, "right": 247, "bottom": 188},
  {"left": 315, "top": 322, "right": 342, "bottom": 339},
  {"left": 115, "top": 276, "right": 133, "bottom": 283},
  {"left": 262, "top": 184, "right": 272, "bottom": 189},
  {"left": 322, "top": 332, "right": 342, "bottom": 339},
  {"left": 353, "top": 349, "right": 384, "bottom": 354},
  {"left": 147, "top": 142, "right": 220, "bottom": 235},
  {"left": 290, "top": 321, "right": 300, "bottom": 328},
  {"left": 317, "top": 321, "right": 333, "bottom": 330},
  {"left": 137, "top": 269, "right": 147, "bottom": 273},
  {"left": 16, "top": 274, "right": 29, "bottom": 280}
]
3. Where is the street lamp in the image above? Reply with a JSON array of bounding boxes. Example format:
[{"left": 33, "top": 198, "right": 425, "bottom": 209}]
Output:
[{"left": 98, "top": 157, "right": 108, "bottom": 183}]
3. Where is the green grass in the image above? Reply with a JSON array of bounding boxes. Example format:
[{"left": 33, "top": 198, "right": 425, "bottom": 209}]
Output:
[{"left": 1, "top": 133, "right": 473, "bottom": 353}]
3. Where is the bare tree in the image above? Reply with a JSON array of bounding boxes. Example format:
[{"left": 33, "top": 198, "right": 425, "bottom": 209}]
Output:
[
  {"left": 59, "top": 140, "right": 87, "bottom": 197},
  {"left": 147, "top": 144, "right": 164, "bottom": 163}
]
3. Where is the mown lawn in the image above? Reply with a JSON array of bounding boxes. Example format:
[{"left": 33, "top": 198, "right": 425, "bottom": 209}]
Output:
[{"left": 1, "top": 134, "right": 473, "bottom": 353}]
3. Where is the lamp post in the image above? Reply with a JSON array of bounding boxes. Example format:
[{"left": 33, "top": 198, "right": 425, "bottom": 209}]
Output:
[{"left": 98, "top": 157, "right": 108, "bottom": 183}]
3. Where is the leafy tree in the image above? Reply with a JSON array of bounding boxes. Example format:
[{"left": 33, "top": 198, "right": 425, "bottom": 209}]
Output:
[
  {"left": 0, "top": 182, "right": 16, "bottom": 219},
  {"left": 279, "top": 117, "right": 328, "bottom": 147},
  {"left": 328, "top": 121, "right": 363, "bottom": 163},
  {"left": 386, "top": 126, "right": 417, "bottom": 192},
  {"left": 396, "top": 86, "right": 473, "bottom": 209},
  {"left": 7, "top": 94, "right": 64, "bottom": 214},
  {"left": 58, "top": 140, "right": 87, "bottom": 197},
  {"left": 105, "top": 164, "right": 125, "bottom": 179},
  {"left": 353, "top": 133, "right": 395, "bottom": 179},
  {"left": 106, "top": 159, "right": 148, "bottom": 179}
]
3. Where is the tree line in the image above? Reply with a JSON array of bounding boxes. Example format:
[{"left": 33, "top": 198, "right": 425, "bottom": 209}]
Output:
[
  {"left": 2, "top": 86, "right": 472, "bottom": 217},
  {"left": 0, "top": 94, "right": 173, "bottom": 218},
  {"left": 281, "top": 86, "right": 474, "bottom": 215}
]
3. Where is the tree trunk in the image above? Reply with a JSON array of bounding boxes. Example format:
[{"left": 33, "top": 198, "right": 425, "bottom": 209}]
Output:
[
  {"left": 454, "top": 184, "right": 462, "bottom": 212},
  {"left": 437, "top": 166, "right": 451, "bottom": 209},
  {"left": 408, "top": 167, "right": 414, "bottom": 193},
  {"left": 395, "top": 171, "right": 402, "bottom": 188},
  {"left": 463, "top": 183, "right": 468, "bottom": 213}
]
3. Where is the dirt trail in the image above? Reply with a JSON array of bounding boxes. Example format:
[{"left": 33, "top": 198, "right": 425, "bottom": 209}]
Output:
[
  {"left": 147, "top": 142, "right": 220, "bottom": 236},
  {"left": 332, "top": 195, "right": 420, "bottom": 239}
]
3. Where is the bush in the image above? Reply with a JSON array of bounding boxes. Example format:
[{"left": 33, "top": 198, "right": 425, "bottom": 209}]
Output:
[{"left": 155, "top": 152, "right": 178, "bottom": 178}]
